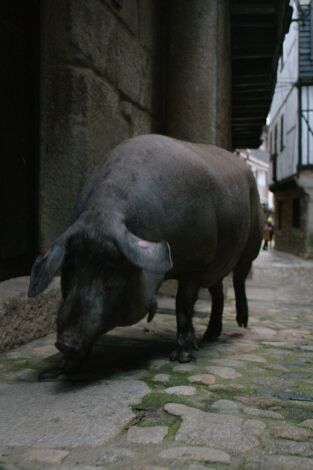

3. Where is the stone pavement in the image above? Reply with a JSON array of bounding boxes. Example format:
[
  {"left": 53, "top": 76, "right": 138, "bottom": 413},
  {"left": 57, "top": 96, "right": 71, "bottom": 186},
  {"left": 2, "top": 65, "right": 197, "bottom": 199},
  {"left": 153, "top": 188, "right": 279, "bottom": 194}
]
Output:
[{"left": 1, "top": 249, "right": 313, "bottom": 469}]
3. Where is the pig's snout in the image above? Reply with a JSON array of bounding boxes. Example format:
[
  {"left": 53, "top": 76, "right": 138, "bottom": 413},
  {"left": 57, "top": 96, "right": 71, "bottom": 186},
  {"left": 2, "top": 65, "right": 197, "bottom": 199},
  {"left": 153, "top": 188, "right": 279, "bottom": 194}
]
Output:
[{"left": 55, "top": 339, "right": 81, "bottom": 357}]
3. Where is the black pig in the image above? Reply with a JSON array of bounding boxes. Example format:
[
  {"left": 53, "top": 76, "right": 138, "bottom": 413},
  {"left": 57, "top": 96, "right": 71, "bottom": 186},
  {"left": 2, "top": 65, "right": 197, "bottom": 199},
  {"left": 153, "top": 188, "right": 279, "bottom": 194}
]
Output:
[{"left": 28, "top": 134, "right": 263, "bottom": 371}]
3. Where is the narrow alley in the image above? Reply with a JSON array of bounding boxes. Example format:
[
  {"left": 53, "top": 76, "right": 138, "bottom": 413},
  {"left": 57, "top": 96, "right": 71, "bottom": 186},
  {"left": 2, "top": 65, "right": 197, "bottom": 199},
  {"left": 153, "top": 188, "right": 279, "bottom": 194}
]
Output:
[{"left": 1, "top": 249, "right": 313, "bottom": 470}]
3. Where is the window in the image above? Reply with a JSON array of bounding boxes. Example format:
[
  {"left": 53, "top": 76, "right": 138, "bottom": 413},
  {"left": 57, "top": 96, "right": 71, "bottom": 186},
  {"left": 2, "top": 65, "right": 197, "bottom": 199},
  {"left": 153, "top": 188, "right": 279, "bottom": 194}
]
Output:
[
  {"left": 292, "top": 198, "right": 301, "bottom": 228},
  {"left": 280, "top": 115, "right": 284, "bottom": 151}
]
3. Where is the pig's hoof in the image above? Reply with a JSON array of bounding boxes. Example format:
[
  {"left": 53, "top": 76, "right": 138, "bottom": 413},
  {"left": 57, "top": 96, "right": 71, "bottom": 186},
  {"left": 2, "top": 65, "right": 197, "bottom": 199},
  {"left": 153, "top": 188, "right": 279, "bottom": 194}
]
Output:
[
  {"left": 170, "top": 332, "right": 198, "bottom": 362},
  {"left": 38, "top": 367, "right": 65, "bottom": 381},
  {"left": 203, "top": 333, "right": 219, "bottom": 342},
  {"left": 170, "top": 349, "right": 193, "bottom": 363},
  {"left": 203, "top": 324, "right": 222, "bottom": 342},
  {"left": 236, "top": 315, "right": 248, "bottom": 328}
]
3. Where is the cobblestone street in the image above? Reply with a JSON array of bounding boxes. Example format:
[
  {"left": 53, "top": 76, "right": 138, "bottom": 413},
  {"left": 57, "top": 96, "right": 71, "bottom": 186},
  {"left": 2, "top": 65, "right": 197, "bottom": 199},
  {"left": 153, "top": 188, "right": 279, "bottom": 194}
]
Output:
[{"left": 1, "top": 249, "right": 313, "bottom": 470}]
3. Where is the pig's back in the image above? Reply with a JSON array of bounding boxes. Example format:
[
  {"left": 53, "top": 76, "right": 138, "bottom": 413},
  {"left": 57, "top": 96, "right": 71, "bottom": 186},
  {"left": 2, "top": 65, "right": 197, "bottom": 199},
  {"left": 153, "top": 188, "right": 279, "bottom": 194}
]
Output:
[{"left": 76, "top": 134, "right": 260, "bottom": 278}]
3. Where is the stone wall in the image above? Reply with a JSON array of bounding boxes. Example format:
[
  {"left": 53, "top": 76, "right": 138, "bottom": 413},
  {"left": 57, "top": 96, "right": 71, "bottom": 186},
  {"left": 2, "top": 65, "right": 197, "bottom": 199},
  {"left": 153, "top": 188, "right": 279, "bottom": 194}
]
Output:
[
  {"left": 39, "top": 0, "right": 233, "bottom": 250},
  {"left": 165, "top": 0, "right": 231, "bottom": 148},
  {"left": 298, "top": 171, "right": 313, "bottom": 258},
  {"left": 39, "top": 0, "right": 167, "bottom": 249},
  {"left": 274, "top": 188, "right": 309, "bottom": 257}
]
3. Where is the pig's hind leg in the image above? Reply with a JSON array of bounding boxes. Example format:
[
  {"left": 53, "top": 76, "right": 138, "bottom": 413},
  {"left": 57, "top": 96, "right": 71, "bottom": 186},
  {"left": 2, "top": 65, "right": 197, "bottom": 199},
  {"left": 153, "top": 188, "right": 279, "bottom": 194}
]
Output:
[
  {"left": 203, "top": 281, "right": 224, "bottom": 341},
  {"left": 170, "top": 276, "right": 200, "bottom": 363},
  {"left": 233, "top": 261, "right": 252, "bottom": 328}
]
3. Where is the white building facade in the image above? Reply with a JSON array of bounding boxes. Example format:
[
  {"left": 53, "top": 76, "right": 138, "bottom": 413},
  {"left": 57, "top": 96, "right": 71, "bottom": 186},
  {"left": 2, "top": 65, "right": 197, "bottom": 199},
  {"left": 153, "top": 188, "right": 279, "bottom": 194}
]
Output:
[
  {"left": 237, "top": 147, "right": 273, "bottom": 213},
  {"left": 269, "top": 0, "right": 313, "bottom": 257}
]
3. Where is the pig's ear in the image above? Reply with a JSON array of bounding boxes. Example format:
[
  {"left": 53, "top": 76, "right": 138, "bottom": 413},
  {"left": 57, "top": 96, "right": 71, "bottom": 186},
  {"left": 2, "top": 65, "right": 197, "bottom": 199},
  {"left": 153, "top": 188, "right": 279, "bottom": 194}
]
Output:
[
  {"left": 116, "top": 228, "right": 173, "bottom": 273},
  {"left": 28, "top": 240, "right": 66, "bottom": 297},
  {"left": 28, "top": 220, "right": 83, "bottom": 297}
]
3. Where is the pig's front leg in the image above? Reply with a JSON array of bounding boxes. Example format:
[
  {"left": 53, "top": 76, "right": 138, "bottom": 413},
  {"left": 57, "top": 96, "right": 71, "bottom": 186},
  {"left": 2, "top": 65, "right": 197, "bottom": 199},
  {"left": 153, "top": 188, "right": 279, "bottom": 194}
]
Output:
[
  {"left": 170, "top": 276, "right": 200, "bottom": 363},
  {"left": 147, "top": 296, "right": 158, "bottom": 322}
]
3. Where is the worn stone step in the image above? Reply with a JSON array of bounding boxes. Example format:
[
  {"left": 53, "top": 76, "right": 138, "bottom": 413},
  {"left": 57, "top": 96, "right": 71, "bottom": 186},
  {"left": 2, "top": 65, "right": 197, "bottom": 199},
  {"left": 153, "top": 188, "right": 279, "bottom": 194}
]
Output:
[{"left": 0, "top": 276, "right": 60, "bottom": 351}]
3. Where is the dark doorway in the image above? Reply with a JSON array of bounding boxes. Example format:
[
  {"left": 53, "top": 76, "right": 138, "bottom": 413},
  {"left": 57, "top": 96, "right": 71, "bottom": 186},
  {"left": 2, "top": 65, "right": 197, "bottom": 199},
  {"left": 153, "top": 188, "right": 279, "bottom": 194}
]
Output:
[{"left": 0, "top": 1, "right": 39, "bottom": 281}]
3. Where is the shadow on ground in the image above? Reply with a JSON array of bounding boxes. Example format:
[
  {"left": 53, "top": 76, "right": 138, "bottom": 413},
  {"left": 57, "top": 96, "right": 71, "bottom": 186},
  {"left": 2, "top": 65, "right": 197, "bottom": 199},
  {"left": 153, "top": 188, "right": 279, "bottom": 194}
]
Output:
[{"left": 40, "top": 324, "right": 247, "bottom": 393}]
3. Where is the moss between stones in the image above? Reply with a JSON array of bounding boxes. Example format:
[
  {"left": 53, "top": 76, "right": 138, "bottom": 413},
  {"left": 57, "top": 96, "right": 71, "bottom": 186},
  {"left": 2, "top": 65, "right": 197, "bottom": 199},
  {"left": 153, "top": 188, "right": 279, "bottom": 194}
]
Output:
[
  {"left": 0, "top": 355, "right": 48, "bottom": 385},
  {"left": 0, "top": 353, "right": 49, "bottom": 372},
  {"left": 166, "top": 418, "right": 181, "bottom": 440},
  {"left": 144, "top": 371, "right": 192, "bottom": 389},
  {"left": 280, "top": 403, "right": 313, "bottom": 424},
  {"left": 128, "top": 406, "right": 182, "bottom": 440},
  {"left": 130, "top": 392, "right": 184, "bottom": 440},
  {"left": 0, "top": 356, "right": 30, "bottom": 370},
  {"left": 133, "top": 391, "right": 181, "bottom": 411},
  {"left": 294, "top": 382, "right": 313, "bottom": 396},
  {"left": 284, "top": 350, "right": 308, "bottom": 364},
  {"left": 133, "top": 390, "right": 210, "bottom": 412}
]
